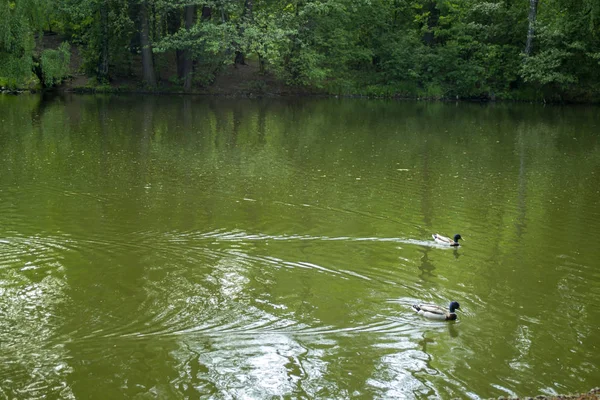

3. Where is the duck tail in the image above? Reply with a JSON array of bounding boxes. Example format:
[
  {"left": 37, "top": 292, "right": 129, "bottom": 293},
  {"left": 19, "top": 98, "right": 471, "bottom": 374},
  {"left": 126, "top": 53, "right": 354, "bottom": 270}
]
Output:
[{"left": 411, "top": 304, "right": 421, "bottom": 312}]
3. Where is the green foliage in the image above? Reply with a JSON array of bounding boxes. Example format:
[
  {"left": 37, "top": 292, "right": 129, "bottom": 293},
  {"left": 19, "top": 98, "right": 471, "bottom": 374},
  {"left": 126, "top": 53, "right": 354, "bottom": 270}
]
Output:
[
  {"left": 154, "top": 14, "right": 238, "bottom": 87},
  {"left": 519, "top": 0, "right": 600, "bottom": 94},
  {"left": 57, "top": 0, "right": 135, "bottom": 79},
  {"left": 520, "top": 48, "right": 577, "bottom": 86},
  {"left": 0, "top": 0, "right": 599, "bottom": 99},
  {"left": 0, "top": 0, "right": 47, "bottom": 87},
  {"left": 241, "top": 12, "right": 293, "bottom": 75},
  {"left": 39, "top": 42, "right": 71, "bottom": 87},
  {"left": 156, "top": 21, "right": 237, "bottom": 59}
]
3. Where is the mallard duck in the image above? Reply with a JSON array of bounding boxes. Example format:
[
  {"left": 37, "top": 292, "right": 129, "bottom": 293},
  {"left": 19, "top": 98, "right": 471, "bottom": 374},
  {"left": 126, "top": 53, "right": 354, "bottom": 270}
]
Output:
[
  {"left": 412, "top": 301, "right": 460, "bottom": 321},
  {"left": 432, "top": 233, "right": 462, "bottom": 246}
]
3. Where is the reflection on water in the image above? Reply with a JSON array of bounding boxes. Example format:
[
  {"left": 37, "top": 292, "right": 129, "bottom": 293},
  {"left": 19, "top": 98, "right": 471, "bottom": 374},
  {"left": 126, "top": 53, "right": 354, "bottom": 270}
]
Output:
[{"left": 0, "top": 94, "right": 599, "bottom": 398}]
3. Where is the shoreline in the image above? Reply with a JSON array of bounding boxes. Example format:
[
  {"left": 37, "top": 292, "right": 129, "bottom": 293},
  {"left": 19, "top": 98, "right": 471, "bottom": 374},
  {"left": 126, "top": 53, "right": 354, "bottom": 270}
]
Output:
[
  {"left": 3, "top": 45, "right": 597, "bottom": 105},
  {"left": 479, "top": 388, "right": 600, "bottom": 400},
  {"left": 1, "top": 85, "right": 590, "bottom": 105}
]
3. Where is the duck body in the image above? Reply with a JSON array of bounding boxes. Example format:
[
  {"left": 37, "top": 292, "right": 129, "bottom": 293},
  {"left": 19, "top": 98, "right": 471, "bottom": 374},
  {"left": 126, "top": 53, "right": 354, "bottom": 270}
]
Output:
[
  {"left": 432, "top": 233, "right": 462, "bottom": 246},
  {"left": 412, "top": 301, "right": 460, "bottom": 321}
]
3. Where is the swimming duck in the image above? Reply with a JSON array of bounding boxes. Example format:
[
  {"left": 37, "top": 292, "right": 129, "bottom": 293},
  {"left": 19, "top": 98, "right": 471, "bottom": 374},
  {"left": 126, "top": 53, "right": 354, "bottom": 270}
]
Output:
[
  {"left": 412, "top": 301, "right": 460, "bottom": 321},
  {"left": 432, "top": 233, "right": 462, "bottom": 246}
]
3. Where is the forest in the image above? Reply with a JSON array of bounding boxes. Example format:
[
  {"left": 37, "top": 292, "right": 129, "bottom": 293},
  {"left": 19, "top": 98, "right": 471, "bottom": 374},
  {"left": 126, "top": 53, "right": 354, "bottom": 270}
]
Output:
[{"left": 1, "top": 0, "right": 599, "bottom": 101}]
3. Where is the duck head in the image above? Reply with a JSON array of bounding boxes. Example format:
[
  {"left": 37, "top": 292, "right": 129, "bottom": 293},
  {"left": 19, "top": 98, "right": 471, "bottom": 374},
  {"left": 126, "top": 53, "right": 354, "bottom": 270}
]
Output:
[
  {"left": 449, "top": 301, "right": 460, "bottom": 313},
  {"left": 453, "top": 234, "right": 462, "bottom": 243}
]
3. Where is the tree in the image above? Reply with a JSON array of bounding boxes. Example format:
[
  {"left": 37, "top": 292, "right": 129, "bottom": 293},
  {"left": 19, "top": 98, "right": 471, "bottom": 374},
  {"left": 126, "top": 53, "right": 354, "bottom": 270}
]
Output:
[
  {"left": 98, "top": 0, "right": 109, "bottom": 81},
  {"left": 0, "top": 0, "right": 48, "bottom": 87},
  {"left": 524, "top": 0, "right": 538, "bottom": 56},
  {"left": 1, "top": 0, "right": 599, "bottom": 99},
  {"left": 34, "top": 42, "right": 71, "bottom": 88},
  {"left": 182, "top": 4, "right": 196, "bottom": 91},
  {"left": 138, "top": 0, "right": 156, "bottom": 88},
  {"left": 234, "top": 0, "right": 253, "bottom": 65},
  {"left": 57, "top": 0, "right": 133, "bottom": 83},
  {"left": 519, "top": 0, "right": 600, "bottom": 96}
]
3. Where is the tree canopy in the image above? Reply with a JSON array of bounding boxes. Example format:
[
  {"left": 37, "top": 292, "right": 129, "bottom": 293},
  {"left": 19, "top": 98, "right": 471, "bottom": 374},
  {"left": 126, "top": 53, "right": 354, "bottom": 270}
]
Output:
[{"left": 1, "top": 0, "right": 599, "bottom": 101}]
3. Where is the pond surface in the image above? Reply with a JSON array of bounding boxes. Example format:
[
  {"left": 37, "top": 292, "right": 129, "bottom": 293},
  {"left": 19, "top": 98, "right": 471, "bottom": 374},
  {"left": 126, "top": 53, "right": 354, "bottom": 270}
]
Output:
[{"left": 1, "top": 94, "right": 599, "bottom": 399}]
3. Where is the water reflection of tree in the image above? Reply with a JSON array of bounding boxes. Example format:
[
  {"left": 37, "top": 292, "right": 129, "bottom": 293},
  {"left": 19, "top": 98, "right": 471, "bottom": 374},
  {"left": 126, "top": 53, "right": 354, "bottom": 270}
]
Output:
[
  {"left": 4, "top": 96, "right": 600, "bottom": 398},
  {"left": 515, "top": 129, "right": 528, "bottom": 239},
  {"left": 417, "top": 248, "right": 436, "bottom": 281},
  {"left": 418, "top": 123, "right": 436, "bottom": 282}
]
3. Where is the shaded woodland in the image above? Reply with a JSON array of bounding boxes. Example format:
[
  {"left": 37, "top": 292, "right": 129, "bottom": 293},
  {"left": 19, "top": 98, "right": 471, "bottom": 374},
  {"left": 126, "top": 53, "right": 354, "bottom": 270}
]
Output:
[{"left": 1, "top": 0, "right": 599, "bottom": 101}]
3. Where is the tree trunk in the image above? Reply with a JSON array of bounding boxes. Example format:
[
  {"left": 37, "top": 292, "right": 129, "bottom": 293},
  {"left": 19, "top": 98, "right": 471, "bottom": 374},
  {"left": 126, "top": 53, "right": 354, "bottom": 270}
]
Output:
[
  {"left": 140, "top": 0, "right": 156, "bottom": 88},
  {"left": 524, "top": 0, "right": 539, "bottom": 56},
  {"left": 32, "top": 55, "right": 46, "bottom": 88},
  {"left": 98, "top": 0, "right": 109, "bottom": 82},
  {"left": 167, "top": 9, "right": 185, "bottom": 79},
  {"left": 201, "top": 6, "right": 212, "bottom": 20},
  {"left": 183, "top": 5, "right": 196, "bottom": 92},
  {"left": 422, "top": 0, "right": 439, "bottom": 46},
  {"left": 285, "top": 0, "right": 303, "bottom": 82}
]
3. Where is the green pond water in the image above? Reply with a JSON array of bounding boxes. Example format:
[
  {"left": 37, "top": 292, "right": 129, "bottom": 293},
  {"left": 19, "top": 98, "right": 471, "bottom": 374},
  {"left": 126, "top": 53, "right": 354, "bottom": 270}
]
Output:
[{"left": 0, "top": 94, "right": 599, "bottom": 399}]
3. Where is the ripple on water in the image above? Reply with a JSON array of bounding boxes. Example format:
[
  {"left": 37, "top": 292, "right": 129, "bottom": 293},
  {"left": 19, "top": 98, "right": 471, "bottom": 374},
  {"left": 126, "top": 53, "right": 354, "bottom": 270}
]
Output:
[
  {"left": 0, "top": 261, "right": 74, "bottom": 399},
  {"left": 0, "top": 235, "right": 72, "bottom": 272},
  {"left": 0, "top": 227, "right": 482, "bottom": 351},
  {"left": 21, "top": 226, "right": 432, "bottom": 342}
]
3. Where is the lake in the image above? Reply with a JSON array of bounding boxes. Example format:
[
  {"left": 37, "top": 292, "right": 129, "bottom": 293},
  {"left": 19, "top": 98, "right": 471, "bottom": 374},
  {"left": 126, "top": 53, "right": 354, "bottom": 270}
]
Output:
[{"left": 1, "top": 94, "right": 599, "bottom": 399}]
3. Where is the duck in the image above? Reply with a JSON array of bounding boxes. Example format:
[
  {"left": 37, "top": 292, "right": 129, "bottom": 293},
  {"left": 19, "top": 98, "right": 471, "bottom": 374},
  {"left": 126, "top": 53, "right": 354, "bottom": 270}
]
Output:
[
  {"left": 412, "top": 301, "right": 460, "bottom": 321},
  {"left": 432, "top": 233, "right": 462, "bottom": 246}
]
